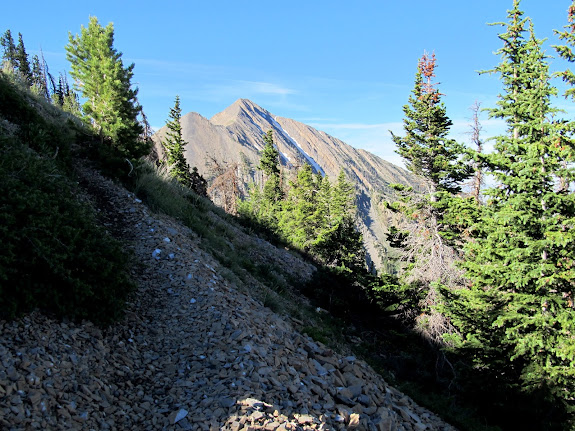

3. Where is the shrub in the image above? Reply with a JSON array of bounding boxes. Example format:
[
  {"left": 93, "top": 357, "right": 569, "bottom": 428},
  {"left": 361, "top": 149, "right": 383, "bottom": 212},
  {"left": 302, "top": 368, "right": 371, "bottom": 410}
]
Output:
[
  {"left": 0, "top": 73, "right": 135, "bottom": 326},
  {"left": 0, "top": 139, "right": 134, "bottom": 325}
]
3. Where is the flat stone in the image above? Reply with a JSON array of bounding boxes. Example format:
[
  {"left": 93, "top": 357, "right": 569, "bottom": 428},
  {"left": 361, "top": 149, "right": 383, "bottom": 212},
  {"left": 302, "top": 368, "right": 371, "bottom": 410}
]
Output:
[{"left": 170, "top": 408, "right": 188, "bottom": 424}]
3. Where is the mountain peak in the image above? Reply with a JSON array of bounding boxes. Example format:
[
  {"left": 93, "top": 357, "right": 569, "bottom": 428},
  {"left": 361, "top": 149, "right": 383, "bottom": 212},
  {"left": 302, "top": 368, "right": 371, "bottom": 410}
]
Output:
[{"left": 210, "top": 98, "right": 269, "bottom": 127}]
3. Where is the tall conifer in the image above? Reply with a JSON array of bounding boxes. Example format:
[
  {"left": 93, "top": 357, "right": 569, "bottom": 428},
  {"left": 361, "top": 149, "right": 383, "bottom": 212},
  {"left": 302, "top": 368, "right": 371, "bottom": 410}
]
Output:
[
  {"left": 259, "top": 130, "right": 284, "bottom": 205},
  {"left": 444, "top": 0, "right": 575, "bottom": 416},
  {"left": 391, "top": 52, "right": 471, "bottom": 195},
  {"left": 0, "top": 30, "right": 16, "bottom": 66},
  {"left": 386, "top": 52, "right": 471, "bottom": 339},
  {"left": 313, "top": 169, "right": 365, "bottom": 269},
  {"left": 66, "top": 17, "right": 148, "bottom": 159},
  {"left": 30, "top": 54, "right": 49, "bottom": 99},
  {"left": 163, "top": 96, "right": 189, "bottom": 182},
  {"left": 15, "top": 33, "right": 31, "bottom": 85}
]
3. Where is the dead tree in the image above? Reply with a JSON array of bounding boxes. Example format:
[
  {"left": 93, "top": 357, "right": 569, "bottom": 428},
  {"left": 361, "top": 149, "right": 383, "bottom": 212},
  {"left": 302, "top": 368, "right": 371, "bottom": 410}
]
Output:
[{"left": 206, "top": 156, "right": 241, "bottom": 215}]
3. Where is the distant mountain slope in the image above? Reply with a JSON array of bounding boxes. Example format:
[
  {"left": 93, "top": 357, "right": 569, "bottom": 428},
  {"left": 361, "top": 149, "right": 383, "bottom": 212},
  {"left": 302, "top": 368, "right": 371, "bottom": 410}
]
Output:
[{"left": 153, "top": 99, "right": 418, "bottom": 268}]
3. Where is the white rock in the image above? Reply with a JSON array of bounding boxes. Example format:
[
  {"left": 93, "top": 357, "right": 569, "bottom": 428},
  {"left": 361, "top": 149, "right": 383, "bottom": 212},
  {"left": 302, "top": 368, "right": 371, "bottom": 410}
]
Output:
[
  {"left": 152, "top": 249, "right": 161, "bottom": 259},
  {"left": 163, "top": 237, "right": 171, "bottom": 243}
]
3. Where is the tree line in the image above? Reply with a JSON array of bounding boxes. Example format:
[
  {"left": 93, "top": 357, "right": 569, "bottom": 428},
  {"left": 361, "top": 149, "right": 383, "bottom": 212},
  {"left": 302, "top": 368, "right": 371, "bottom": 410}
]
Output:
[
  {"left": 380, "top": 0, "right": 575, "bottom": 427},
  {"left": 238, "top": 130, "right": 365, "bottom": 271}
]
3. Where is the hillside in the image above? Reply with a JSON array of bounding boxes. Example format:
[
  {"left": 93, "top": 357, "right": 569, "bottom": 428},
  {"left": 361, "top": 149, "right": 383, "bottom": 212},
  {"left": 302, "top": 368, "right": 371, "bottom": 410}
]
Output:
[
  {"left": 0, "top": 160, "right": 455, "bottom": 430},
  {"left": 153, "top": 99, "right": 419, "bottom": 268}
]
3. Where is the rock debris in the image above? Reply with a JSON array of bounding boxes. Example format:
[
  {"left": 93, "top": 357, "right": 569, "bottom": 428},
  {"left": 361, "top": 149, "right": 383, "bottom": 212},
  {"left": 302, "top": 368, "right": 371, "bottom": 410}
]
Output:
[{"left": 0, "top": 164, "right": 456, "bottom": 430}]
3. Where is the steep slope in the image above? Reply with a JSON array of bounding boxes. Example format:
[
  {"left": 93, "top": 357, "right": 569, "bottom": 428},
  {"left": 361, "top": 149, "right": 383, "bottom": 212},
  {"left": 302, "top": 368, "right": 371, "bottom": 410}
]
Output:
[
  {"left": 0, "top": 162, "right": 455, "bottom": 430},
  {"left": 153, "top": 99, "right": 418, "bottom": 268}
]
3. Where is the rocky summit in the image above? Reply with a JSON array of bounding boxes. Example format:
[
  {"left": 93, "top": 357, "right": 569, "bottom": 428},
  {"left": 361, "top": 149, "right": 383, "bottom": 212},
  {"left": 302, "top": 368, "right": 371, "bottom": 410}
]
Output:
[{"left": 0, "top": 163, "right": 454, "bottom": 431}]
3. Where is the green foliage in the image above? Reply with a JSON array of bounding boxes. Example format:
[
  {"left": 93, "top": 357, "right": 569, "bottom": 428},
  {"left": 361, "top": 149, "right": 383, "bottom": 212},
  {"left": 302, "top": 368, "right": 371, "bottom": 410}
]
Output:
[
  {"left": 15, "top": 32, "right": 31, "bottom": 85},
  {"left": 278, "top": 163, "right": 318, "bottom": 249},
  {"left": 441, "top": 1, "right": 575, "bottom": 425},
  {"left": 311, "top": 170, "right": 365, "bottom": 269},
  {"left": 30, "top": 54, "right": 49, "bottom": 100},
  {"left": 163, "top": 96, "right": 188, "bottom": 180},
  {"left": 239, "top": 131, "right": 285, "bottom": 229},
  {"left": 241, "top": 137, "right": 365, "bottom": 270},
  {"left": 384, "top": 53, "right": 472, "bottom": 331},
  {"left": 554, "top": 1, "right": 575, "bottom": 101},
  {"left": 390, "top": 52, "right": 472, "bottom": 195},
  {"left": 162, "top": 95, "right": 207, "bottom": 196},
  {"left": 258, "top": 130, "right": 281, "bottom": 177},
  {"left": 66, "top": 16, "right": 149, "bottom": 160},
  {"left": 1, "top": 29, "right": 16, "bottom": 67},
  {"left": 0, "top": 73, "right": 135, "bottom": 325}
]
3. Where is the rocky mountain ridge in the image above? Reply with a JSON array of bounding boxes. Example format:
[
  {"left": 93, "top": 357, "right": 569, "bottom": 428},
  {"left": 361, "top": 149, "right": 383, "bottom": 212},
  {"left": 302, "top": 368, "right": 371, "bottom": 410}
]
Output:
[{"left": 153, "top": 99, "right": 419, "bottom": 268}]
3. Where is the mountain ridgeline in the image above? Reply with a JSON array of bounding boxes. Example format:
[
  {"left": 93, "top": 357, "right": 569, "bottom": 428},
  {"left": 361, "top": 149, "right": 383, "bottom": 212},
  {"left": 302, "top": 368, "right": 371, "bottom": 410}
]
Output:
[{"left": 153, "top": 98, "right": 418, "bottom": 268}]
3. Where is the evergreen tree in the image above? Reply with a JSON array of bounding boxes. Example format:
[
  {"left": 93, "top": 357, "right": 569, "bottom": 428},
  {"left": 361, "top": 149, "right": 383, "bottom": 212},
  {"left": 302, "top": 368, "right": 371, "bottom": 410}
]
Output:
[
  {"left": 190, "top": 166, "right": 208, "bottom": 198},
  {"left": 0, "top": 29, "right": 16, "bottom": 66},
  {"left": 259, "top": 130, "right": 284, "bottom": 205},
  {"left": 162, "top": 96, "right": 207, "bottom": 196},
  {"left": 385, "top": 52, "right": 471, "bottom": 340},
  {"left": 163, "top": 96, "right": 191, "bottom": 184},
  {"left": 51, "top": 72, "right": 81, "bottom": 115},
  {"left": 391, "top": 52, "right": 472, "bottom": 195},
  {"left": 259, "top": 130, "right": 281, "bottom": 177},
  {"left": 239, "top": 130, "right": 284, "bottom": 229},
  {"left": 443, "top": 0, "right": 575, "bottom": 419},
  {"left": 30, "top": 54, "right": 49, "bottom": 99},
  {"left": 554, "top": 1, "right": 575, "bottom": 101},
  {"left": 66, "top": 16, "right": 148, "bottom": 159},
  {"left": 313, "top": 169, "right": 365, "bottom": 270},
  {"left": 15, "top": 33, "right": 31, "bottom": 85},
  {"left": 278, "top": 163, "right": 318, "bottom": 251}
]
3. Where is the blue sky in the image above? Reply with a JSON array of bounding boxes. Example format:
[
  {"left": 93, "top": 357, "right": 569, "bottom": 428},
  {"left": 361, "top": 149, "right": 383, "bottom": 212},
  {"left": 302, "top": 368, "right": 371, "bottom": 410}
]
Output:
[{"left": 3, "top": 1, "right": 574, "bottom": 167}]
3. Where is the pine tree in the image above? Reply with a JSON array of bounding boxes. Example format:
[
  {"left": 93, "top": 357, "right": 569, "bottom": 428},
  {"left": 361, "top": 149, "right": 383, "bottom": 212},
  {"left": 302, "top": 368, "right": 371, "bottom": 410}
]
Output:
[
  {"left": 554, "top": 1, "right": 575, "bottom": 101},
  {"left": 313, "top": 169, "right": 365, "bottom": 270},
  {"left": 385, "top": 52, "right": 471, "bottom": 340},
  {"left": 160, "top": 96, "right": 207, "bottom": 196},
  {"left": 15, "top": 33, "right": 31, "bottom": 85},
  {"left": 0, "top": 29, "right": 16, "bottom": 67},
  {"left": 66, "top": 16, "right": 148, "bottom": 159},
  {"left": 391, "top": 52, "right": 471, "bottom": 195},
  {"left": 259, "top": 130, "right": 281, "bottom": 177},
  {"left": 259, "top": 130, "right": 284, "bottom": 205},
  {"left": 239, "top": 131, "right": 284, "bottom": 228},
  {"left": 278, "top": 163, "right": 318, "bottom": 250},
  {"left": 163, "top": 96, "right": 191, "bottom": 184},
  {"left": 190, "top": 166, "right": 208, "bottom": 197},
  {"left": 30, "top": 54, "right": 49, "bottom": 99},
  {"left": 443, "top": 0, "right": 575, "bottom": 418}
]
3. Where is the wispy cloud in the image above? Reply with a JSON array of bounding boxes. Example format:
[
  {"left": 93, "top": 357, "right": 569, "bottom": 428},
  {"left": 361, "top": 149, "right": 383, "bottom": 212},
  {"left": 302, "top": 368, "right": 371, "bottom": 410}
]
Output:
[
  {"left": 128, "top": 58, "right": 229, "bottom": 77},
  {"left": 308, "top": 122, "right": 401, "bottom": 131},
  {"left": 196, "top": 79, "right": 305, "bottom": 112},
  {"left": 236, "top": 80, "right": 297, "bottom": 96}
]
